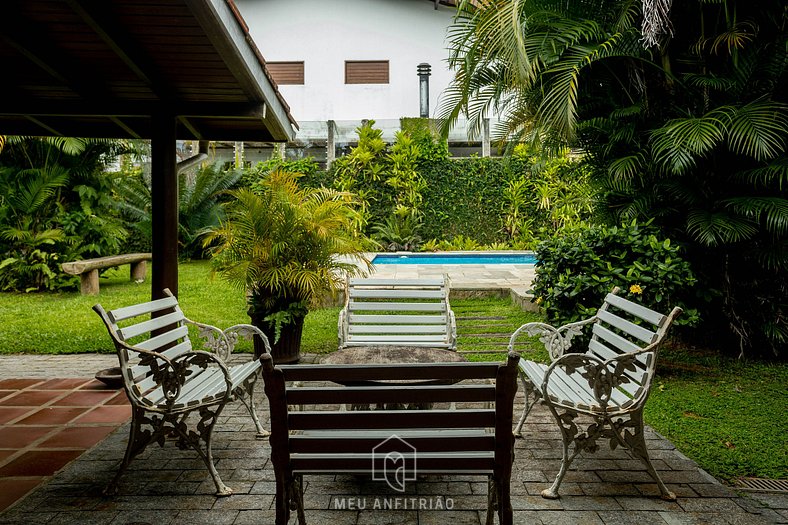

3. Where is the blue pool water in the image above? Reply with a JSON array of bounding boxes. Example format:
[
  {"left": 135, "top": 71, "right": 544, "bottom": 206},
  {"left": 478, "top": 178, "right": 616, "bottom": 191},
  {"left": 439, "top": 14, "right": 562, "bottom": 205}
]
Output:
[{"left": 372, "top": 253, "right": 536, "bottom": 265}]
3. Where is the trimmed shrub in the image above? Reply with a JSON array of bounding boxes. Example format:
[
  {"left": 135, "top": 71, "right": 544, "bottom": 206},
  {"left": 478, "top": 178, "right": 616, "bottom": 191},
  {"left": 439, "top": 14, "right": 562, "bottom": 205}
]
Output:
[{"left": 531, "top": 220, "right": 700, "bottom": 327}]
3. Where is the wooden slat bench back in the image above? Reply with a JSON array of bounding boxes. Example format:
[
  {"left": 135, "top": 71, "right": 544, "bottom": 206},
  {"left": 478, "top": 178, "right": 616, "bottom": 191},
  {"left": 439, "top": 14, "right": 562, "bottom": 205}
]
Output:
[{"left": 262, "top": 354, "right": 520, "bottom": 525}]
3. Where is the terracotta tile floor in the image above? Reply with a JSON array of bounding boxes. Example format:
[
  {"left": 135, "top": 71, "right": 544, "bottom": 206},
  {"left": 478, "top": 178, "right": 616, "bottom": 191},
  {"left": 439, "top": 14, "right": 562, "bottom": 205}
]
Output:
[{"left": 0, "top": 377, "right": 130, "bottom": 512}]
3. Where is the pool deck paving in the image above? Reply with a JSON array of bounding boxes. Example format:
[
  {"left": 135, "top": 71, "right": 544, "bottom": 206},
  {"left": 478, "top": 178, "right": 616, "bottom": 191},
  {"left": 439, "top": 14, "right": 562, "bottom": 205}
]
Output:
[{"left": 0, "top": 354, "right": 785, "bottom": 525}]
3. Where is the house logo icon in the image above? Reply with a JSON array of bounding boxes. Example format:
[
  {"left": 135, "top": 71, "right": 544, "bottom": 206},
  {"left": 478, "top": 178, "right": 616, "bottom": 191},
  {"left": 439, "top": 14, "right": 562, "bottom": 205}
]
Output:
[{"left": 371, "top": 435, "right": 417, "bottom": 492}]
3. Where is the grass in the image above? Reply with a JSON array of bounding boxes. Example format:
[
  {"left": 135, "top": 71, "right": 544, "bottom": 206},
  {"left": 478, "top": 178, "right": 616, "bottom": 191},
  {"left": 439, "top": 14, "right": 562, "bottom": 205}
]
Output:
[{"left": 1, "top": 260, "right": 785, "bottom": 483}]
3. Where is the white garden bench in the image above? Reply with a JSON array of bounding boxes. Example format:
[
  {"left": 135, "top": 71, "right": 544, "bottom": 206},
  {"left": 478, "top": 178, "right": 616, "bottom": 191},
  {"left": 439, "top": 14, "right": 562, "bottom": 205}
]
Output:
[
  {"left": 509, "top": 287, "right": 682, "bottom": 501},
  {"left": 337, "top": 276, "right": 457, "bottom": 350},
  {"left": 93, "top": 288, "right": 271, "bottom": 496}
]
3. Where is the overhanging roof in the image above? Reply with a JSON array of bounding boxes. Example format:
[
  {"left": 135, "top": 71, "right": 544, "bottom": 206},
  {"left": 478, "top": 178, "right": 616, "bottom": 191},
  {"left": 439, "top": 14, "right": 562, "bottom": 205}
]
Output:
[{"left": 0, "top": 0, "right": 297, "bottom": 142}]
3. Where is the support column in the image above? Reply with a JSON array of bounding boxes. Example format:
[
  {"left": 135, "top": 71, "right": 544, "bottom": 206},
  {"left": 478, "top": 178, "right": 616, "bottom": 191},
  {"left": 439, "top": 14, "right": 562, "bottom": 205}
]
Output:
[
  {"left": 326, "top": 120, "right": 336, "bottom": 168},
  {"left": 482, "top": 118, "right": 491, "bottom": 157},
  {"left": 151, "top": 113, "right": 179, "bottom": 300}
]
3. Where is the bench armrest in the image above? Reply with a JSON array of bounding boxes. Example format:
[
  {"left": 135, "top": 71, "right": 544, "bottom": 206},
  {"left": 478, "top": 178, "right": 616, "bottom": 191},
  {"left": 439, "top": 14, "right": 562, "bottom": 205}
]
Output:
[
  {"left": 542, "top": 352, "right": 611, "bottom": 408},
  {"left": 508, "top": 317, "right": 596, "bottom": 360},
  {"left": 186, "top": 319, "right": 271, "bottom": 361}
]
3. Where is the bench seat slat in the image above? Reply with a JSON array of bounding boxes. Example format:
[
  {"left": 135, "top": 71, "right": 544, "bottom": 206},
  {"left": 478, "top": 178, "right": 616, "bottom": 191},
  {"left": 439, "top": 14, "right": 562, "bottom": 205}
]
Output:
[
  {"left": 285, "top": 384, "right": 496, "bottom": 405},
  {"left": 348, "top": 325, "right": 447, "bottom": 335},
  {"left": 348, "top": 314, "right": 447, "bottom": 324},
  {"left": 597, "top": 309, "right": 657, "bottom": 344},
  {"left": 134, "top": 325, "right": 189, "bottom": 351},
  {"left": 348, "top": 302, "right": 446, "bottom": 312},
  {"left": 350, "top": 289, "right": 445, "bottom": 300},
  {"left": 349, "top": 278, "right": 445, "bottom": 287},
  {"left": 346, "top": 334, "right": 448, "bottom": 343},
  {"left": 604, "top": 293, "right": 665, "bottom": 326},
  {"left": 279, "top": 363, "right": 499, "bottom": 382},
  {"left": 290, "top": 434, "right": 495, "bottom": 454},
  {"left": 288, "top": 409, "right": 495, "bottom": 430},
  {"left": 117, "top": 311, "right": 185, "bottom": 340},
  {"left": 108, "top": 295, "right": 179, "bottom": 323},
  {"left": 290, "top": 452, "right": 495, "bottom": 473}
]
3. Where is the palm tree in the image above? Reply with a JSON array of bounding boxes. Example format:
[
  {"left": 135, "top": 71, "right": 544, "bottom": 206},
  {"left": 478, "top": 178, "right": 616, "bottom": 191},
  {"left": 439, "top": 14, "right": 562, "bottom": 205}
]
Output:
[
  {"left": 441, "top": 0, "right": 788, "bottom": 357},
  {"left": 204, "top": 170, "right": 372, "bottom": 362}
]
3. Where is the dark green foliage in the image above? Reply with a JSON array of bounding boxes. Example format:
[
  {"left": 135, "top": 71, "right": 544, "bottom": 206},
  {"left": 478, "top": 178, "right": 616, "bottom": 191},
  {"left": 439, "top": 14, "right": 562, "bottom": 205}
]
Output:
[
  {"left": 114, "top": 162, "right": 241, "bottom": 260},
  {"left": 531, "top": 221, "right": 699, "bottom": 332},
  {"left": 241, "top": 156, "right": 330, "bottom": 188},
  {"left": 420, "top": 156, "right": 530, "bottom": 243},
  {"left": 0, "top": 137, "right": 132, "bottom": 291}
]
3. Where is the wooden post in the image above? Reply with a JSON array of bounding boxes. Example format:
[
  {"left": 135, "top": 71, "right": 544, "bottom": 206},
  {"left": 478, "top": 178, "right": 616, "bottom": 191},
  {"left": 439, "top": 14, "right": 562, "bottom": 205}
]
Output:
[
  {"left": 482, "top": 118, "right": 491, "bottom": 157},
  {"left": 326, "top": 119, "right": 336, "bottom": 168},
  {"left": 151, "top": 113, "right": 179, "bottom": 300}
]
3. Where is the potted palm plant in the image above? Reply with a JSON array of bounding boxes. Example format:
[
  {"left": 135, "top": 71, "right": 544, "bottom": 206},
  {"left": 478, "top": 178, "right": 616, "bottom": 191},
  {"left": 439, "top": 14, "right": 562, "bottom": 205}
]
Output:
[{"left": 205, "top": 170, "right": 371, "bottom": 363}]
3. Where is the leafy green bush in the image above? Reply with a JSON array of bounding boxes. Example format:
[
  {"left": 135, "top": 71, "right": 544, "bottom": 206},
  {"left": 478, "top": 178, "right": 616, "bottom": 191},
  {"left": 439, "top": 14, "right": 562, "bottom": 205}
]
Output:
[{"left": 531, "top": 220, "right": 699, "bottom": 328}]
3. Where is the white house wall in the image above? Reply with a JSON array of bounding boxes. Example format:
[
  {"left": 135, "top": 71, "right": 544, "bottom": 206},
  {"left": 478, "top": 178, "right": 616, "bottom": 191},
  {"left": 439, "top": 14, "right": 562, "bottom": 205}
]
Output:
[{"left": 235, "top": 0, "right": 457, "bottom": 124}]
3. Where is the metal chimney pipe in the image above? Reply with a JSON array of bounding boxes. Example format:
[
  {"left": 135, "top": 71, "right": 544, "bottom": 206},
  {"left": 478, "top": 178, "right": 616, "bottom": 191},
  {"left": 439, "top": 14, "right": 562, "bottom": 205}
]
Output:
[{"left": 417, "top": 63, "right": 431, "bottom": 118}]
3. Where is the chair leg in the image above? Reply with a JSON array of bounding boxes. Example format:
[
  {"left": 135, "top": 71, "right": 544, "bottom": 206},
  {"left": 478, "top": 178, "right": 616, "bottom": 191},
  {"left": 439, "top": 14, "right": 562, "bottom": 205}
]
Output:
[
  {"left": 620, "top": 411, "right": 677, "bottom": 501},
  {"left": 104, "top": 405, "right": 153, "bottom": 496},
  {"left": 293, "top": 474, "right": 306, "bottom": 525},
  {"left": 172, "top": 404, "right": 233, "bottom": 496},
  {"left": 275, "top": 475, "right": 291, "bottom": 525},
  {"left": 485, "top": 477, "right": 497, "bottom": 525},
  {"left": 542, "top": 407, "right": 583, "bottom": 499},
  {"left": 513, "top": 374, "right": 536, "bottom": 437},
  {"left": 236, "top": 372, "right": 270, "bottom": 438}
]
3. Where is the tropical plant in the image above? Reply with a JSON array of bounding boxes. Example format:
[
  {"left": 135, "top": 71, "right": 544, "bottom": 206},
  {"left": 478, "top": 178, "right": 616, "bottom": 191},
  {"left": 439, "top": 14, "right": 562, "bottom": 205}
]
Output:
[
  {"left": 441, "top": 0, "right": 788, "bottom": 358},
  {"left": 114, "top": 162, "right": 241, "bottom": 259},
  {"left": 371, "top": 211, "right": 423, "bottom": 252},
  {"left": 204, "top": 170, "right": 372, "bottom": 361},
  {"left": 0, "top": 137, "right": 133, "bottom": 291}
]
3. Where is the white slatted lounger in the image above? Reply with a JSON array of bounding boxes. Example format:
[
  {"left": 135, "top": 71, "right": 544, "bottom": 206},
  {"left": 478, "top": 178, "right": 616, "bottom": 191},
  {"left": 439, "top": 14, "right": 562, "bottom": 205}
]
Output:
[{"left": 338, "top": 276, "right": 457, "bottom": 350}]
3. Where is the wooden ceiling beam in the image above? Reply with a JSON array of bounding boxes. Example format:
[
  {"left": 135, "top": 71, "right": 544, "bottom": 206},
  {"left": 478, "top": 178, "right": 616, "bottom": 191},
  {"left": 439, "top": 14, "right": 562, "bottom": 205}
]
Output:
[
  {"left": 24, "top": 116, "right": 64, "bottom": 137},
  {"left": 0, "top": 100, "right": 267, "bottom": 119},
  {"left": 110, "top": 116, "right": 142, "bottom": 139},
  {"left": 178, "top": 116, "right": 203, "bottom": 140},
  {"left": 64, "top": 0, "right": 167, "bottom": 99},
  {"left": 0, "top": 8, "right": 109, "bottom": 101}
]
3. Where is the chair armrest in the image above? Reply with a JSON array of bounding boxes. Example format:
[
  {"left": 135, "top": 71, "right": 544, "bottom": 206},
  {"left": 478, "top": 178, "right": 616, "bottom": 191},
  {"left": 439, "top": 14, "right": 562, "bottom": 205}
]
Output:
[
  {"left": 169, "top": 350, "right": 233, "bottom": 405},
  {"left": 508, "top": 317, "right": 596, "bottom": 360},
  {"left": 186, "top": 319, "right": 270, "bottom": 361}
]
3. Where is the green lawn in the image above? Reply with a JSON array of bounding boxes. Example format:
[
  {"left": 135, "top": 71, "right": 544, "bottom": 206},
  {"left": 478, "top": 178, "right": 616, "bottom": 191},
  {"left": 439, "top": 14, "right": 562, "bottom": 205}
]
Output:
[{"left": 0, "top": 260, "right": 785, "bottom": 483}]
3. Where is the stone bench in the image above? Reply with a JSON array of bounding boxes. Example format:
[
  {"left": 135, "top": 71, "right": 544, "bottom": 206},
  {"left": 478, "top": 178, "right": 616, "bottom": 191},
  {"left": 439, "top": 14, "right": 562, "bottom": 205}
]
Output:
[{"left": 62, "top": 253, "right": 151, "bottom": 295}]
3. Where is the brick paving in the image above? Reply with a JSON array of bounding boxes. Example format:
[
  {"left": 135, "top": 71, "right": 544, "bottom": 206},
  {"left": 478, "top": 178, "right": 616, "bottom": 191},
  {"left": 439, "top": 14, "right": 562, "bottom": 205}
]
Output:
[{"left": 0, "top": 354, "right": 785, "bottom": 524}]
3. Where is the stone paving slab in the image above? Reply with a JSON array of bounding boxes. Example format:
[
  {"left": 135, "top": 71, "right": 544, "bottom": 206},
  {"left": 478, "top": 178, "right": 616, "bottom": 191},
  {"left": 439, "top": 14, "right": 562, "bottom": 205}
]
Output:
[{"left": 0, "top": 354, "right": 785, "bottom": 524}]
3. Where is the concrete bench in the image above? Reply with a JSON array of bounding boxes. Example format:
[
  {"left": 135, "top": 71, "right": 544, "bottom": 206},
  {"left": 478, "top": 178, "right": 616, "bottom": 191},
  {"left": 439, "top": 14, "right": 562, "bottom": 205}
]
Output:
[
  {"left": 62, "top": 252, "right": 152, "bottom": 295},
  {"left": 262, "top": 353, "right": 519, "bottom": 525},
  {"left": 93, "top": 288, "right": 271, "bottom": 496},
  {"left": 338, "top": 276, "right": 457, "bottom": 350}
]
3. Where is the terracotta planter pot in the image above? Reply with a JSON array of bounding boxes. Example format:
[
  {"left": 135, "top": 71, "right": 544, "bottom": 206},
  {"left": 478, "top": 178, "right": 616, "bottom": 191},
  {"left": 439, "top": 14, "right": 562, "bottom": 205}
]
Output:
[{"left": 251, "top": 314, "right": 304, "bottom": 364}]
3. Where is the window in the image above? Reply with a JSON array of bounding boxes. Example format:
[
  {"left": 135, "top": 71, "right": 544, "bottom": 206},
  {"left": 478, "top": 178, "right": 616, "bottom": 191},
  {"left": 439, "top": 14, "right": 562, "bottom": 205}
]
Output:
[
  {"left": 266, "top": 61, "right": 304, "bottom": 85},
  {"left": 345, "top": 60, "right": 389, "bottom": 84}
]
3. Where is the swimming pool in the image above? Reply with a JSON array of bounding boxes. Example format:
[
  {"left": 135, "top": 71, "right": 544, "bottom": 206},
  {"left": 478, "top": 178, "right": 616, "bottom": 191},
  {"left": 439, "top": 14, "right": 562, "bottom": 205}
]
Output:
[{"left": 372, "top": 252, "right": 537, "bottom": 265}]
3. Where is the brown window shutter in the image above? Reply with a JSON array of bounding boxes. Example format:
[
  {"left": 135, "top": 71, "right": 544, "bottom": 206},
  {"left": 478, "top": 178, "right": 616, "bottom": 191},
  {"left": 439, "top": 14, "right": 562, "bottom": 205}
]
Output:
[
  {"left": 345, "top": 61, "right": 389, "bottom": 84},
  {"left": 267, "top": 61, "right": 305, "bottom": 85}
]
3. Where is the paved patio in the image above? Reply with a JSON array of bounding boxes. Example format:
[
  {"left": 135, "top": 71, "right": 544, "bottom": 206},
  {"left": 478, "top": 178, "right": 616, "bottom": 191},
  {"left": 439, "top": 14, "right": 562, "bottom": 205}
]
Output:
[{"left": 0, "top": 354, "right": 785, "bottom": 524}]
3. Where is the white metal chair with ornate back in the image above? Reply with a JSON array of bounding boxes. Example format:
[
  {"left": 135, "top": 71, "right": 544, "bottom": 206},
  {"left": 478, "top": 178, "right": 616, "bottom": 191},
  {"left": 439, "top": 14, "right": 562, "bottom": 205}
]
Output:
[
  {"left": 509, "top": 287, "right": 682, "bottom": 501},
  {"left": 93, "top": 288, "right": 271, "bottom": 496}
]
